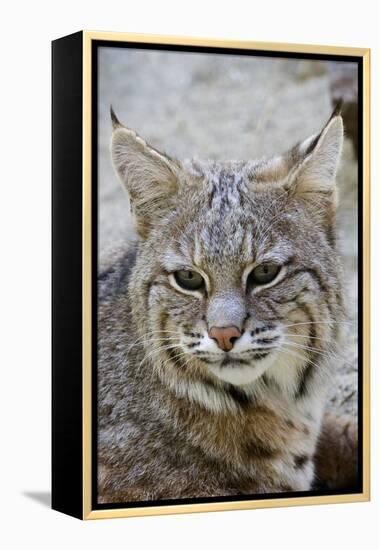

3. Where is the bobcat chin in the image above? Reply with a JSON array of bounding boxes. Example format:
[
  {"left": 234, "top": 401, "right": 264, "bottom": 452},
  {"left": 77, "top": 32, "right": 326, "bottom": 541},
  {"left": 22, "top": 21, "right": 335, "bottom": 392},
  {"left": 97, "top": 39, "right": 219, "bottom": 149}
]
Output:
[{"left": 98, "top": 107, "right": 358, "bottom": 503}]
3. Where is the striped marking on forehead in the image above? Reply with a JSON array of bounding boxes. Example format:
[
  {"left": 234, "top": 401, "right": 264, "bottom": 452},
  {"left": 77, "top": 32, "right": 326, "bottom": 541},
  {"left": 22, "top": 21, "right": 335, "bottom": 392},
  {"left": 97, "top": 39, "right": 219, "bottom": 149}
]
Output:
[
  {"left": 195, "top": 224, "right": 249, "bottom": 266},
  {"left": 187, "top": 157, "right": 294, "bottom": 201},
  {"left": 206, "top": 167, "right": 247, "bottom": 210}
]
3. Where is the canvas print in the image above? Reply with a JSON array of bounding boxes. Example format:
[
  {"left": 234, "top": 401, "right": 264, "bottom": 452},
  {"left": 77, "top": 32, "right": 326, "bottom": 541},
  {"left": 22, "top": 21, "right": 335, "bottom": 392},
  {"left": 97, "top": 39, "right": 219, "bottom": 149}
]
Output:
[{"left": 96, "top": 46, "right": 361, "bottom": 506}]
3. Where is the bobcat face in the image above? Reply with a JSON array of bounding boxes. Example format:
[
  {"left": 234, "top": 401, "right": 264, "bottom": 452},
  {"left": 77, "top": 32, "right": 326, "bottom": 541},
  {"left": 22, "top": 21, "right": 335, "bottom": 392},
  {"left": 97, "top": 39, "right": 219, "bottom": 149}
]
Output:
[
  {"left": 139, "top": 172, "right": 336, "bottom": 387},
  {"left": 111, "top": 107, "right": 343, "bottom": 391}
]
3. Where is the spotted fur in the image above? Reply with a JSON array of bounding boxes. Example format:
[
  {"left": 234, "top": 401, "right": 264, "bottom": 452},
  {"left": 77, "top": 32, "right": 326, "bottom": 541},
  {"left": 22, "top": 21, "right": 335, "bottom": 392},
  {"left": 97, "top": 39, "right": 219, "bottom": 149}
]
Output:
[{"left": 98, "top": 109, "right": 358, "bottom": 503}]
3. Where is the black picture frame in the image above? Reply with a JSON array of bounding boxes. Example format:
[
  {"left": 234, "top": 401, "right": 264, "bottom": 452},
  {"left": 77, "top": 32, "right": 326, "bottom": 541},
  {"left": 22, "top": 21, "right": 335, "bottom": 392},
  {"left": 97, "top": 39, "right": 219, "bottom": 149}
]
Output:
[{"left": 52, "top": 31, "right": 370, "bottom": 520}]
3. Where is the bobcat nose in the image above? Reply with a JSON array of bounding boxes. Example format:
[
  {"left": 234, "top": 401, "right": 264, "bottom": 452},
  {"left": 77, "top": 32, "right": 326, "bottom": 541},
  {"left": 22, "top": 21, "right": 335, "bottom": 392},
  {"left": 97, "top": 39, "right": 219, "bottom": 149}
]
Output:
[{"left": 209, "top": 326, "right": 242, "bottom": 352}]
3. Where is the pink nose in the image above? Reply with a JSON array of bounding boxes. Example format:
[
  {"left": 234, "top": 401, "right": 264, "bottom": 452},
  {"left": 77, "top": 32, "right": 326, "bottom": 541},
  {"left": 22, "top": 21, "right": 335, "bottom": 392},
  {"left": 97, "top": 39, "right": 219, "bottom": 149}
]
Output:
[{"left": 209, "top": 326, "right": 242, "bottom": 352}]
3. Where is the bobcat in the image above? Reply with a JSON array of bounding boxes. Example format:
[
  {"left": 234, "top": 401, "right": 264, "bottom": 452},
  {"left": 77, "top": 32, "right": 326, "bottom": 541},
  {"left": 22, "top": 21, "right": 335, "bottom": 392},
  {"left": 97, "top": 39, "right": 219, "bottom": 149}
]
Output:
[{"left": 98, "top": 106, "right": 358, "bottom": 503}]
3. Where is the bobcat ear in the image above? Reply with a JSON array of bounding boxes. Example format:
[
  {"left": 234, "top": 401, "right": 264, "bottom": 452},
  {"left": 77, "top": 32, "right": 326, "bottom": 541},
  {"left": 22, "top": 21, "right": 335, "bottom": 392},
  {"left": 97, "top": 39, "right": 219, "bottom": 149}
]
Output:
[
  {"left": 290, "top": 110, "right": 344, "bottom": 197},
  {"left": 110, "top": 108, "right": 180, "bottom": 238}
]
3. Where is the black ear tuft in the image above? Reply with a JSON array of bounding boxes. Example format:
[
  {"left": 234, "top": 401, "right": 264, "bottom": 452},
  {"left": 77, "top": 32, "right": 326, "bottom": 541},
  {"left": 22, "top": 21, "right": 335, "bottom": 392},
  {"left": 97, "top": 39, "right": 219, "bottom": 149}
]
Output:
[
  {"left": 329, "top": 99, "right": 344, "bottom": 120},
  {"left": 301, "top": 102, "right": 344, "bottom": 157},
  {"left": 110, "top": 106, "right": 122, "bottom": 129}
]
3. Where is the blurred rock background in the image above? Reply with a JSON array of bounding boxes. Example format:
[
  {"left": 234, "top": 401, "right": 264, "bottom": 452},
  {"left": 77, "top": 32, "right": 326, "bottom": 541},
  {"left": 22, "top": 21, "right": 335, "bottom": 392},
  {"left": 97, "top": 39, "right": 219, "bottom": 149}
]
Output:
[{"left": 98, "top": 47, "right": 358, "bottom": 418}]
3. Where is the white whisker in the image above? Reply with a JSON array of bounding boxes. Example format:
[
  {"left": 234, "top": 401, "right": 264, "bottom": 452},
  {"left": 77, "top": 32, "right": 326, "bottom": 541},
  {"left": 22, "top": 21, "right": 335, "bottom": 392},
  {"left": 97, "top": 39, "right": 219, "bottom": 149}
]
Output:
[
  {"left": 283, "top": 320, "right": 355, "bottom": 329},
  {"left": 282, "top": 333, "right": 332, "bottom": 342}
]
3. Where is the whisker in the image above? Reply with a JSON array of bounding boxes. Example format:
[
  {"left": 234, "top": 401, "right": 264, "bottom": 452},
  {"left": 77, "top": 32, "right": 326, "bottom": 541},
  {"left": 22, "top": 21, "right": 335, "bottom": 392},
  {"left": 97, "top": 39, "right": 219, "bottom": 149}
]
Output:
[
  {"left": 126, "top": 330, "right": 180, "bottom": 356},
  {"left": 139, "top": 343, "right": 182, "bottom": 367},
  {"left": 278, "top": 345, "right": 321, "bottom": 372},
  {"left": 282, "top": 333, "right": 332, "bottom": 342},
  {"left": 283, "top": 320, "right": 356, "bottom": 329},
  {"left": 282, "top": 341, "right": 357, "bottom": 369},
  {"left": 282, "top": 340, "right": 332, "bottom": 358}
]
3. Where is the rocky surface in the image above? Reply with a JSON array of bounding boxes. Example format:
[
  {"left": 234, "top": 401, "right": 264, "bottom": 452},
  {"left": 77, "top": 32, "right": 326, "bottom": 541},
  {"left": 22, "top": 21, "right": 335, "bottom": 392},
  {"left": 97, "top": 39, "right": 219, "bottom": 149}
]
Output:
[{"left": 98, "top": 47, "right": 358, "bottom": 417}]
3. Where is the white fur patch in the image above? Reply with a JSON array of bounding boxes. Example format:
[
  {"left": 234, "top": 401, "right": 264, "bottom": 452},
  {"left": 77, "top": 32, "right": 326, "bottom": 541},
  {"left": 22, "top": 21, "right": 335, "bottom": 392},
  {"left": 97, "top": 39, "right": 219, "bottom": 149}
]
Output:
[{"left": 208, "top": 358, "right": 273, "bottom": 386}]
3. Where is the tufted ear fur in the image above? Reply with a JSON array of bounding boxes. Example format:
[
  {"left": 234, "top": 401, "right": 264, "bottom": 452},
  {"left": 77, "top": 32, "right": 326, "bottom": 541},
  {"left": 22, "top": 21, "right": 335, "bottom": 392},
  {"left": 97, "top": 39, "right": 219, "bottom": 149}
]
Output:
[
  {"left": 291, "top": 111, "right": 344, "bottom": 198},
  {"left": 110, "top": 108, "right": 180, "bottom": 239},
  {"left": 275, "top": 103, "right": 344, "bottom": 215}
]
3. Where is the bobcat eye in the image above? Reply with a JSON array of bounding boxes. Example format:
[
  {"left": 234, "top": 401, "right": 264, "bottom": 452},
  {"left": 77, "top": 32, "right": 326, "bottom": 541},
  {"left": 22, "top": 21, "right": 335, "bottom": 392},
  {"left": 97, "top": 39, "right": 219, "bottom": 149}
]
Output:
[
  {"left": 249, "top": 264, "right": 280, "bottom": 285},
  {"left": 174, "top": 270, "right": 204, "bottom": 291}
]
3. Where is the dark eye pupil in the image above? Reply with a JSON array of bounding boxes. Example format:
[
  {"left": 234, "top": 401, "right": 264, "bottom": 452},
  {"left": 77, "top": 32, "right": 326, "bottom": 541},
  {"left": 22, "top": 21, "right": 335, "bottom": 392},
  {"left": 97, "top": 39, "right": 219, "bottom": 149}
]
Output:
[
  {"left": 174, "top": 270, "right": 204, "bottom": 291},
  {"left": 249, "top": 264, "right": 280, "bottom": 285}
]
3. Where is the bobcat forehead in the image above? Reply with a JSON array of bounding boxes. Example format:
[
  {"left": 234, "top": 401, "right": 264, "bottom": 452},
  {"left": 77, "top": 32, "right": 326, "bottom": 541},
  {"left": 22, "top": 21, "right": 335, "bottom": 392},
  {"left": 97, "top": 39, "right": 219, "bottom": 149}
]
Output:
[{"left": 188, "top": 156, "right": 289, "bottom": 189}]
